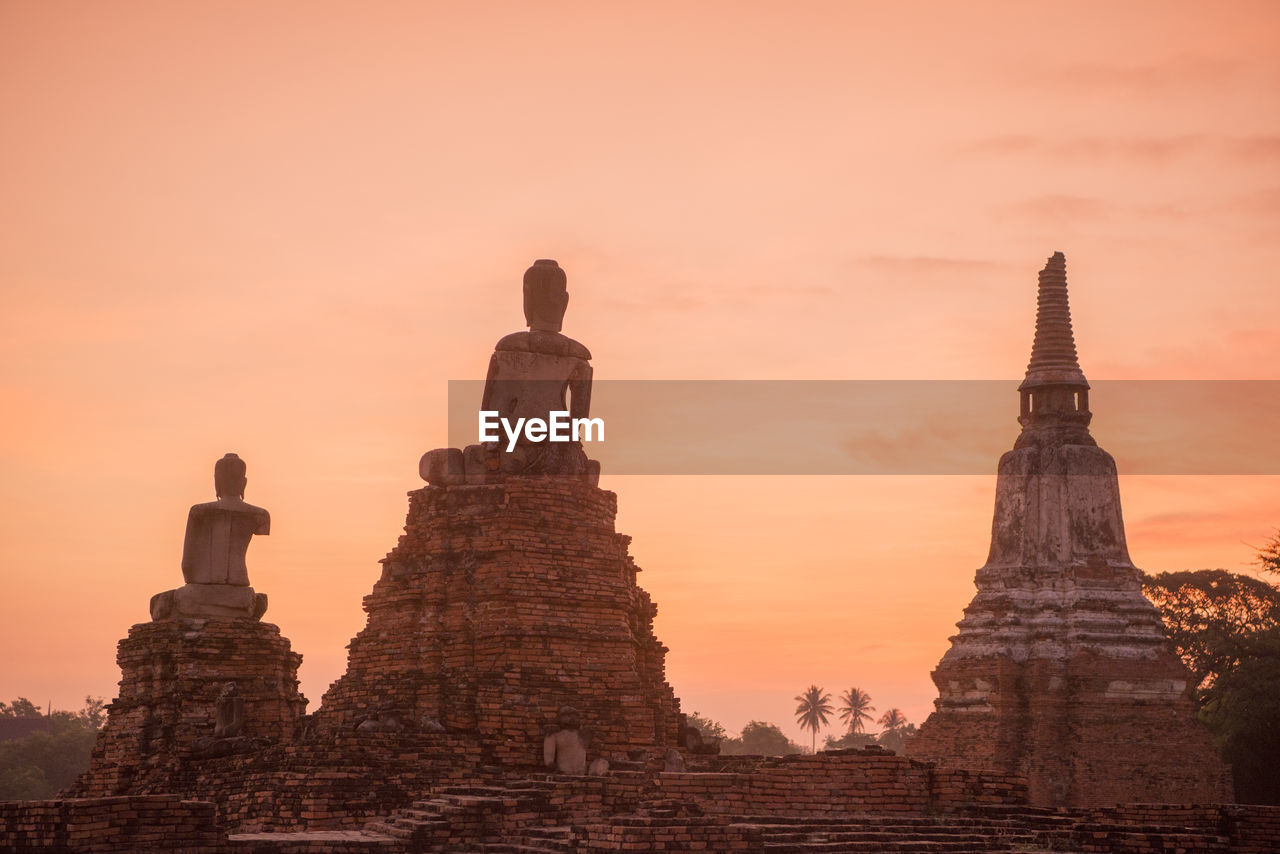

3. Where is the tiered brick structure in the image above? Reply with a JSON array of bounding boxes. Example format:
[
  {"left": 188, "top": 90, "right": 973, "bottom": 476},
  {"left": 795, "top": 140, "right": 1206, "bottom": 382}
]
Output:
[
  {"left": 72, "top": 618, "right": 306, "bottom": 797},
  {"left": 909, "top": 252, "right": 1232, "bottom": 807},
  {"left": 316, "top": 474, "right": 682, "bottom": 767}
]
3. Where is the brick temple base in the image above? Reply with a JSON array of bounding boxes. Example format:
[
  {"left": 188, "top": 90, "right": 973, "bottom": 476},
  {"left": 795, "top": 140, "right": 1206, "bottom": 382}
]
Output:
[
  {"left": 910, "top": 647, "right": 1232, "bottom": 807},
  {"left": 316, "top": 475, "right": 682, "bottom": 767},
  {"left": 72, "top": 618, "right": 306, "bottom": 797}
]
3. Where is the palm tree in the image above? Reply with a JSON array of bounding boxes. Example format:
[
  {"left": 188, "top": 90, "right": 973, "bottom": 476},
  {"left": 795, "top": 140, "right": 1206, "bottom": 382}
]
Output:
[
  {"left": 878, "top": 708, "right": 908, "bottom": 733},
  {"left": 794, "top": 685, "right": 833, "bottom": 753},
  {"left": 838, "top": 687, "right": 875, "bottom": 734}
]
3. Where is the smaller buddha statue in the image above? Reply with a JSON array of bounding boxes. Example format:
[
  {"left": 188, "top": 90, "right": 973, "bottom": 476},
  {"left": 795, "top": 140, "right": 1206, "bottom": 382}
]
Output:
[
  {"left": 149, "top": 454, "right": 271, "bottom": 621},
  {"left": 213, "top": 682, "right": 245, "bottom": 738},
  {"left": 543, "top": 704, "right": 591, "bottom": 775}
]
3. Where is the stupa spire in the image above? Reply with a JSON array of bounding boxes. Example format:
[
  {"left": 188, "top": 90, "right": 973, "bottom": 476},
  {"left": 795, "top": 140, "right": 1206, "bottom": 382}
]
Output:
[
  {"left": 1016, "top": 252, "right": 1092, "bottom": 436},
  {"left": 1021, "top": 251, "right": 1087, "bottom": 389},
  {"left": 910, "top": 252, "right": 1232, "bottom": 808}
]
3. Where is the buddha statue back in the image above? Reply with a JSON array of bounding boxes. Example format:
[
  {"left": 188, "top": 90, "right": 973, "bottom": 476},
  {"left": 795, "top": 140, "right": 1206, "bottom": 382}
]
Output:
[
  {"left": 181, "top": 454, "right": 270, "bottom": 586},
  {"left": 150, "top": 453, "right": 271, "bottom": 621}
]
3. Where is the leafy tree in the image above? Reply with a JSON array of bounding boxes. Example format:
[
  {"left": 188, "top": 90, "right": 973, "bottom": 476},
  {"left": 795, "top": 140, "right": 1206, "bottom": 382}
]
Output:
[
  {"left": 823, "top": 730, "right": 876, "bottom": 750},
  {"left": 837, "top": 687, "right": 875, "bottom": 734},
  {"left": 1198, "top": 629, "right": 1280, "bottom": 804},
  {"left": 76, "top": 697, "right": 107, "bottom": 730},
  {"left": 876, "top": 722, "right": 918, "bottom": 755},
  {"left": 684, "top": 711, "right": 726, "bottom": 742},
  {"left": 0, "top": 697, "right": 105, "bottom": 801},
  {"left": 0, "top": 699, "right": 43, "bottom": 719},
  {"left": 723, "top": 720, "right": 802, "bottom": 756},
  {"left": 1257, "top": 529, "right": 1280, "bottom": 577},
  {"left": 878, "top": 708, "right": 908, "bottom": 731},
  {"left": 794, "top": 685, "right": 832, "bottom": 753},
  {"left": 1142, "top": 570, "right": 1280, "bottom": 692},
  {"left": 1143, "top": 568, "right": 1280, "bottom": 804}
]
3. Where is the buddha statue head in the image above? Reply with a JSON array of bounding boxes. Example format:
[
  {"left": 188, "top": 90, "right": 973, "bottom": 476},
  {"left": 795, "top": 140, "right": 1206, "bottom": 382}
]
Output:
[
  {"left": 214, "top": 453, "right": 248, "bottom": 499},
  {"left": 555, "top": 704, "right": 582, "bottom": 731},
  {"left": 523, "top": 259, "right": 569, "bottom": 332}
]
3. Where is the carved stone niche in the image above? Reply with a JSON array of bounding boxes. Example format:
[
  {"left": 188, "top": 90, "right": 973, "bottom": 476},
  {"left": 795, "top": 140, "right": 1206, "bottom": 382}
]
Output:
[{"left": 543, "top": 705, "right": 591, "bottom": 776}]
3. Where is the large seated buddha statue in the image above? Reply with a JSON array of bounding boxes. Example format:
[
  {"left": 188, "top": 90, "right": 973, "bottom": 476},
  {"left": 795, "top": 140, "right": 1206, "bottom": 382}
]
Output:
[{"left": 420, "top": 259, "right": 600, "bottom": 484}]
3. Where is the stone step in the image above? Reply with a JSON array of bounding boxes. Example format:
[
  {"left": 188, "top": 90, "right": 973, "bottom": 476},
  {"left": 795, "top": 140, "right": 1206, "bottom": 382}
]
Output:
[
  {"left": 762, "top": 841, "right": 1026, "bottom": 853},
  {"left": 359, "top": 822, "right": 406, "bottom": 839},
  {"left": 967, "top": 805, "right": 1078, "bottom": 822},
  {"left": 364, "top": 815, "right": 452, "bottom": 842},
  {"left": 227, "top": 830, "right": 407, "bottom": 853},
  {"left": 441, "top": 794, "right": 523, "bottom": 807},
  {"left": 403, "top": 810, "right": 448, "bottom": 821},
  {"left": 740, "top": 817, "right": 1060, "bottom": 854},
  {"left": 433, "top": 784, "right": 554, "bottom": 798},
  {"left": 967, "top": 805, "right": 1083, "bottom": 825},
  {"left": 358, "top": 782, "right": 569, "bottom": 852},
  {"left": 762, "top": 830, "right": 1039, "bottom": 844},
  {"left": 514, "top": 826, "right": 574, "bottom": 852},
  {"left": 1069, "top": 826, "right": 1230, "bottom": 852},
  {"left": 1074, "top": 821, "right": 1226, "bottom": 835},
  {"left": 412, "top": 793, "right": 550, "bottom": 814},
  {"left": 757, "top": 822, "right": 1035, "bottom": 832},
  {"left": 484, "top": 780, "right": 561, "bottom": 792},
  {"left": 736, "top": 815, "right": 1044, "bottom": 828}
]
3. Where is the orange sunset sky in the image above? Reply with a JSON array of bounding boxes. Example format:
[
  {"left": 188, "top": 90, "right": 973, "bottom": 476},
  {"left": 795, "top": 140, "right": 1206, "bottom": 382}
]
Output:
[{"left": 2, "top": 2, "right": 1279, "bottom": 746}]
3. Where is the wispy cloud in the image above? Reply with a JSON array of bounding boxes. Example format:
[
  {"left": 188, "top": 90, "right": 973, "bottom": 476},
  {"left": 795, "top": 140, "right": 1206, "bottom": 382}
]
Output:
[
  {"left": 1031, "top": 55, "right": 1243, "bottom": 95},
  {"left": 994, "top": 194, "right": 1112, "bottom": 222},
  {"left": 1239, "top": 187, "right": 1280, "bottom": 216},
  {"left": 965, "top": 134, "right": 1280, "bottom": 164},
  {"left": 856, "top": 255, "right": 1013, "bottom": 274}
]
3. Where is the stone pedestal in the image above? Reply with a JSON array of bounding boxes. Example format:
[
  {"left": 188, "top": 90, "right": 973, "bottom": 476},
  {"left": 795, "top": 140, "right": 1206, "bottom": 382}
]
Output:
[
  {"left": 74, "top": 619, "right": 306, "bottom": 797},
  {"left": 316, "top": 475, "right": 682, "bottom": 768},
  {"left": 150, "top": 583, "right": 268, "bottom": 620}
]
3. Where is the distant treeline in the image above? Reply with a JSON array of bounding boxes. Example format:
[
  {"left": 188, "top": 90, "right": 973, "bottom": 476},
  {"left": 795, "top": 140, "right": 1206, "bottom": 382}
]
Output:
[{"left": 0, "top": 697, "right": 105, "bottom": 800}]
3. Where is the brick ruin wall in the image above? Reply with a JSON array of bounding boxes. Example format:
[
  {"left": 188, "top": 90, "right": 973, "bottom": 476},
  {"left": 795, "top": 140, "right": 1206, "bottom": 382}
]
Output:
[
  {"left": 68, "top": 627, "right": 488, "bottom": 829},
  {"left": 10, "top": 764, "right": 1280, "bottom": 853},
  {"left": 576, "top": 816, "right": 759, "bottom": 852},
  {"left": 1064, "top": 652, "right": 1233, "bottom": 807},
  {"left": 73, "top": 619, "right": 307, "bottom": 799},
  {"left": 100, "top": 733, "right": 482, "bottom": 832},
  {"left": 1092, "top": 804, "right": 1280, "bottom": 853},
  {"left": 0, "top": 795, "right": 224, "bottom": 853},
  {"left": 315, "top": 476, "right": 682, "bottom": 766},
  {"left": 16, "top": 753, "right": 1020, "bottom": 851},
  {"left": 911, "top": 653, "right": 1232, "bottom": 808},
  {"left": 652, "top": 752, "right": 1027, "bottom": 816}
]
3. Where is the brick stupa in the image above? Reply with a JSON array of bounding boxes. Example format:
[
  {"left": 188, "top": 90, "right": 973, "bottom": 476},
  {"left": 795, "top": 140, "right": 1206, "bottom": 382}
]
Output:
[
  {"left": 315, "top": 259, "right": 683, "bottom": 768},
  {"left": 909, "top": 252, "right": 1232, "bottom": 807},
  {"left": 314, "top": 477, "right": 681, "bottom": 765}
]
